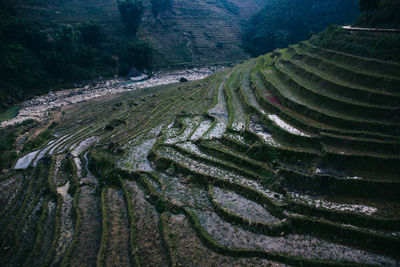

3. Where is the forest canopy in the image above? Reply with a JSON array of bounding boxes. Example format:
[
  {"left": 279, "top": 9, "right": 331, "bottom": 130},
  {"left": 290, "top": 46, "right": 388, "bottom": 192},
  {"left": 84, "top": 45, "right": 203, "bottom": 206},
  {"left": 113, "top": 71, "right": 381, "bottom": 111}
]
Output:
[
  {"left": 356, "top": 0, "right": 400, "bottom": 27},
  {"left": 0, "top": 0, "right": 153, "bottom": 111},
  {"left": 243, "top": 0, "right": 360, "bottom": 57}
]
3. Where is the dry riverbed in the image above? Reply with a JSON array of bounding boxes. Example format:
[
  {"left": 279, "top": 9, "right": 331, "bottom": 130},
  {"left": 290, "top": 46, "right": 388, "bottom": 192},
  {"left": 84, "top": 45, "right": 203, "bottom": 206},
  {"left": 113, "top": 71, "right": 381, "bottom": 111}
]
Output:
[{"left": 1, "top": 67, "right": 224, "bottom": 128}]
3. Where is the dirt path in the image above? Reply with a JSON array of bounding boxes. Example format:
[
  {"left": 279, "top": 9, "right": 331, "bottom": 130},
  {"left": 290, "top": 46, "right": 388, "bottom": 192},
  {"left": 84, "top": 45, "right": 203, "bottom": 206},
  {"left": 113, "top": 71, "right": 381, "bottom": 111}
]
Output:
[
  {"left": 342, "top": 25, "right": 400, "bottom": 34},
  {"left": 29, "top": 105, "right": 70, "bottom": 140}
]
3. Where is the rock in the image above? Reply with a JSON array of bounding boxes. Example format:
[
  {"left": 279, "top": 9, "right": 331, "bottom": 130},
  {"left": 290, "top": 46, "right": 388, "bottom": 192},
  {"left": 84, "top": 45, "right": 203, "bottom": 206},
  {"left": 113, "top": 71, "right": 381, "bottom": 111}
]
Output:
[
  {"left": 128, "top": 67, "right": 142, "bottom": 78},
  {"left": 1, "top": 66, "right": 224, "bottom": 128}
]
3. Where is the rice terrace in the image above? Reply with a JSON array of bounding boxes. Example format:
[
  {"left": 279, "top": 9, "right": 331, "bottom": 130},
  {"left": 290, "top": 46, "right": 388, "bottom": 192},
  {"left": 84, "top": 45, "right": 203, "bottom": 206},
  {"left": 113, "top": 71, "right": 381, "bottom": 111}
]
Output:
[{"left": 1, "top": 0, "right": 400, "bottom": 266}]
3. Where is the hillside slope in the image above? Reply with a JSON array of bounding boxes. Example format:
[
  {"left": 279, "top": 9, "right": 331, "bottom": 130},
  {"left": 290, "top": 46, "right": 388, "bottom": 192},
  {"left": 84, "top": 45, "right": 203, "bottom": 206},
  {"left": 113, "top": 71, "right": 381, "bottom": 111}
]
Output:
[
  {"left": 12, "top": 0, "right": 267, "bottom": 67},
  {"left": 1, "top": 29, "right": 400, "bottom": 266},
  {"left": 243, "top": 0, "right": 360, "bottom": 56}
]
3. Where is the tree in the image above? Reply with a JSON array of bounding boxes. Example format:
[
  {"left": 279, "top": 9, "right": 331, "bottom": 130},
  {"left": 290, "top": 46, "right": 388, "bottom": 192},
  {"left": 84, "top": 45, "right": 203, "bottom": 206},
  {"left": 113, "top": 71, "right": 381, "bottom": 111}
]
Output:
[
  {"left": 117, "top": 0, "right": 144, "bottom": 36},
  {"left": 360, "top": 0, "right": 380, "bottom": 24},
  {"left": 367, "top": 0, "right": 400, "bottom": 28},
  {"left": 118, "top": 39, "right": 153, "bottom": 75},
  {"left": 243, "top": 0, "right": 360, "bottom": 57},
  {"left": 151, "top": 0, "right": 171, "bottom": 17},
  {"left": 78, "top": 21, "right": 105, "bottom": 47}
]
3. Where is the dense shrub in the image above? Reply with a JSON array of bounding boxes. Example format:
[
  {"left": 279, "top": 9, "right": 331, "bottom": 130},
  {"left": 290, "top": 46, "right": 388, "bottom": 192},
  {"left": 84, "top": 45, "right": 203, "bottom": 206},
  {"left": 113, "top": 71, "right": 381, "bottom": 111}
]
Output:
[
  {"left": 0, "top": 131, "right": 16, "bottom": 152},
  {"left": 0, "top": 131, "right": 17, "bottom": 169},
  {"left": 0, "top": 16, "right": 112, "bottom": 110},
  {"left": 88, "top": 148, "right": 122, "bottom": 187},
  {"left": 151, "top": 0, "right": 172, "bottom": 17},
  {"left": 77, "top": 21, "right": 105, "bottom": 47},
  {"left": 118, "top": 39, "right": 154, "bottom": 75},
  {"left": 0, "top": 120, "right": 36, "bottom": 168},
  {"left": 0, "top": 0, "right": 153, "bottom": 111},
  {"left": 22, "top": 129, "right": 53, "bottom": 153}
]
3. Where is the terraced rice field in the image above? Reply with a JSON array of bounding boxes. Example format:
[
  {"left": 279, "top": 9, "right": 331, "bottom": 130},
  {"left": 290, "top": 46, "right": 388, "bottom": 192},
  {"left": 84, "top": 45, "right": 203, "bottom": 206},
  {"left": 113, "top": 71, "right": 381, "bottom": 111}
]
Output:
[{"left": 1, "top": 41, "right": 400, "bottom": 266}]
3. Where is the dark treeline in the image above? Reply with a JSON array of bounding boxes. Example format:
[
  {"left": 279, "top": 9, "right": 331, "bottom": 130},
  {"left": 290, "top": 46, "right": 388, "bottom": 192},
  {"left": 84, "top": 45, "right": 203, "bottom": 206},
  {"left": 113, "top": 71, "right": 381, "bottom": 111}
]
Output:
[
  {"left": 0, "top": 0, "right": 152, "bottom": 111},
  {"left": 356, "top": 0, "right": 400, "bottom": 27},
  {"left": 243, "top": 0, "right": 360, "bottom": 57},
  {"left": 151, "top": 0, "right": 172, "bottom": 17},
  {"left": 118, "top": 0, "right": 145, "bottom": 36},
  {"left": 311, "top": 0, "right": 400, "bottom": 62}
]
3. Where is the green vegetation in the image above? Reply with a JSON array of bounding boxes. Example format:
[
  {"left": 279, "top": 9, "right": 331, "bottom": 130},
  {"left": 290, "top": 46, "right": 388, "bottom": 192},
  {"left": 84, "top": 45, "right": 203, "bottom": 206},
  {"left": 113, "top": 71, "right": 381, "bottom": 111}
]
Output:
[
  {"left": 0, "top": 120, "right": 36, "bottom": 168},
  {"left": 89, "top": 148, "right": 123, "bottom": 188},
  {"left": 310, "top": 25, "right": 400, "bottom": 61},
  {"left": 360, "top": 0, "right": 380, "bottom": 24},
  {"left": 356, "top": 0, "right": 400, "bottom": 27},
  {"left": 0, "top": 130, "right": 17, "bottom": 169},
  {"left": 0, "top": 8, "right": 110, "bottom": 110},
  {"left": 0, "top": 106, "right": 19, "bottom": 122},
  {"left": 243, "top": 0, "right": 359, "bottom": 56},
  {"left": 77, "top": 21, "right": 106, "bottom": 48},
  {"left": 151, "top": 0, "right": 172, "bottom": 17},
  {"left": 118, "top": 39, "right": 154, "bottom": 75},
  {"left": 1, "top": 2, "right": 400, "bottom": 266},
  {"left": 3, "top": 0, "right": 269, "bottom": 71},
  {"left": 117, "top": 0, "right": 145, "bottom": 36},
  {"left": 0, "top": 0, "right": 153, "bottom": 111},
  {"left": 218, "top": 0, "right": 240, "bottom": 15},
  {"left": 21, "top": 129, "right": 53, "bottom": 153}
]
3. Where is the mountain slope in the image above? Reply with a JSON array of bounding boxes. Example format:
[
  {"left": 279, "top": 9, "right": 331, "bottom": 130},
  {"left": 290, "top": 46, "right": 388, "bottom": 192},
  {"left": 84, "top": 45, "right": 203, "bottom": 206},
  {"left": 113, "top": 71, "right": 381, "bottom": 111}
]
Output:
[
  {"left": 1, "top": 28, "right": 399, "bottom": 266},
  {"left": 243, "top": 0, "right": 360, "bottom": 56},
  {"left": 11, "top": 0, "right": 268, "bottom": 66}
]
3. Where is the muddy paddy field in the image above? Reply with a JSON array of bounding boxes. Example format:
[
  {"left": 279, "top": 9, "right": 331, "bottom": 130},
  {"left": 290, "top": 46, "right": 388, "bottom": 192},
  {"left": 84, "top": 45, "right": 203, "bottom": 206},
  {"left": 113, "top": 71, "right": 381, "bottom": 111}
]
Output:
[{"left": 1, "top": 43, "right": 400, "bottom": 266}]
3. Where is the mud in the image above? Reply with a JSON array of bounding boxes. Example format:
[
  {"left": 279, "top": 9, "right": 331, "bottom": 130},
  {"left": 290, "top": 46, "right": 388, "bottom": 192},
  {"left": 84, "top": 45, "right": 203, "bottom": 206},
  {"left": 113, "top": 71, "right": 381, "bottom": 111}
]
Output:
[
  {"left": 104, "top": 188, "right": 131, "bottom": 267},
  {"left": 213, "top": 187, "right": 280, "bottom": 223},
  {"left": 14, "top": 150, "right": 39, "bottom": 169},
  {"left": 125, "top": 181, "right": 169, "bottom": 266},
  {"left": 70, "top": 186, "right": 102, "bottom": 267},
  {"left": 193, "top": 209, "right": 396, "bottom": 265},
  {"left": 53, "top": 182, "right": 74, "bottom": 266},
  {"left": 163, "top": 212, "right": 286, "bottom": 266}
]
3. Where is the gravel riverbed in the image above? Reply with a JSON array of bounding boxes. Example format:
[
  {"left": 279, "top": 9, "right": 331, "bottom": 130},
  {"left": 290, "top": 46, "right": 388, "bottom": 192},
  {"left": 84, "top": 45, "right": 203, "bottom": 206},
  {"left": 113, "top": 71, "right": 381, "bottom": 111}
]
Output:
[{"left": 1, "top": 67, "right": 224, "bottom": 127}]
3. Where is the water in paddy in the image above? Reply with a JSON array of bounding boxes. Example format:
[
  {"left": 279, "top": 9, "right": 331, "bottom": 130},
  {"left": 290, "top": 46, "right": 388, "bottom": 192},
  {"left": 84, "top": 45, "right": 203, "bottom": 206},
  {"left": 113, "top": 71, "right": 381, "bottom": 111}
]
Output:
[{"left": 0, "top": 106, "right": 19, "bottom": 122}]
